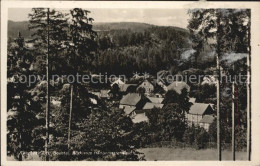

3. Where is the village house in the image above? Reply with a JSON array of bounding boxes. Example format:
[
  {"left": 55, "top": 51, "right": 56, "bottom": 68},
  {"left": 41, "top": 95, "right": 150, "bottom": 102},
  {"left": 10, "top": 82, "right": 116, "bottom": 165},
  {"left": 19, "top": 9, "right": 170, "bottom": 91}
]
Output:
[
  {"left": 119, "top": 93, "right": 149, "bottom": 115},
  {"left": 132, "top": 73, "right": 145, "bottom": 80},
  {"left": 147, "top": 96, "right": 164, "bottom": 104},
  {"left": 131, "top": 110, "right": 149, "bottom": 124},
  {"left": 167, "top": 81, "right": 190, "bottom": 94},
  {"left": 137, "top": 80, "right": 154, "bottom": 94},
  {"left": 100, "top": 90, "right": 112, "bottom": 99},
  {"left": 199, "top": 115, "right": 215, "bottom": 131},
  {"left": 118, "top": 84, "right": 138, "bottom": 93},
  {"left": 111, "top": 77, "right": 125, "bottom": 87},
  {"left": 142, "top": 102, "right": 164, "bottom": 110},
  {"left": 186, "top": 103, "right": 214, "bottom": 127}
]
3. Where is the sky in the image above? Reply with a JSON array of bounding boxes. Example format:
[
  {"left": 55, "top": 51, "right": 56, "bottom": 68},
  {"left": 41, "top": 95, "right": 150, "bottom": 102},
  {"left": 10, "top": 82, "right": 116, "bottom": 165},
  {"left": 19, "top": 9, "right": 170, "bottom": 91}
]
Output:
[{"left": 8, "top": 8, "right": 189, "bottom": 29}]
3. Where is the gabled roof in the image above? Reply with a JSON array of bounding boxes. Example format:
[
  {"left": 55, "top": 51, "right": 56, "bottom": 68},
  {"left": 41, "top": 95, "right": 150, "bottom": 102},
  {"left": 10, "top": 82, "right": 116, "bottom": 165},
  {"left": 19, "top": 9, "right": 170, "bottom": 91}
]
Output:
[
  {"left": 147, "top": 96, "right": 164, "bottom": 104},
  {"left": 119, "top": 84, "right": 137, "bottom": 92},
  {"left": 189, "top": 103, "right": 213, "bottom": 115},
  {"left": 111, "top": 78, "right": 125, "bottom": 86},
  {"left": 120, "top": 93, "right": 142, "bottom": 106},
  {"left": 167, "top": 81, "right": 190, "bottom": 94},
  {"left": 199, "top": 115, "right": 215, "bottom": 124},
  {"left": 143, "top": 102, "right": 164, "bottom": 110},
  {"left": 124, "top": 107, "right": 136, "bottom": 115},
  {"left": 138, "top": 79, "right": 155, "bottom": 87},
  {"left": 100, "top": 90, "right": 110, "bottom": 98}
]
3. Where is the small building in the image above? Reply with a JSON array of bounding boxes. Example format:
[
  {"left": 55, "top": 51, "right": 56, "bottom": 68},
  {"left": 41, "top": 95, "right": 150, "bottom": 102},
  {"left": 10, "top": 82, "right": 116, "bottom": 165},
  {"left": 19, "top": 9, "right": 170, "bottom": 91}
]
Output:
[
  {"left": 100, "top": 90, "right": 112, "bottom": 99},
  {"left": 199, "top": 115, "right": 215, "bottom": 131},
  {"left": 147, "top": 96, "right": 164, "bottom": 104},
  {"left": 167, "top": 81, "right": 190, "bottom": 94},
  {"left": 131, "top": 110, "right": 149, "bottom": 124},
  {"left": 119, "top": 93, "right": 148, "bottom": 110},
  {"left": 186, "top": 103, "right": 214, "bottom": 126},
  {"left": 119, "top": 84, "right": 138, "bottom": 93},
  {"left": 123, "top": 107, "right": 136, "bottom": 116},
  {"left": 111, "top": 78, "right": 125, "bottom": 87},
  {"left": 143, "top": 102, "right": 164, "bottom": 110},
  {"left": 132, "top": 73, "right": 145, "bottom": 80},
  {"left": 137, "top": 80, "right": 154, "bottom": 94}
]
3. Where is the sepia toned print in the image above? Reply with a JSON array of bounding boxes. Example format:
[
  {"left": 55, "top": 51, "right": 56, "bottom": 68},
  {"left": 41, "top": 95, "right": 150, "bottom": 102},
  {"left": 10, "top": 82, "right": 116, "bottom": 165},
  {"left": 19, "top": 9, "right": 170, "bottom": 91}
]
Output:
[{"left": 1, "top": 1, "right": 260, "bottom": 165}]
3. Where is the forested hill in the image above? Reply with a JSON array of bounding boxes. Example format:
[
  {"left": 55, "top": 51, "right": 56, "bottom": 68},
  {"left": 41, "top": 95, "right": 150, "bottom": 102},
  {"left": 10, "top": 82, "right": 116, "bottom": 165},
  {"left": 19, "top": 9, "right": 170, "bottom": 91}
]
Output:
[
  {"left": 8, "top": 20, "right": 188, "bottom": 39},
  {"left": 8, "top": 20, "right": 197, "bottom": 76},
  {"left": 8, "top": 21, "right": 32, "bottom": 39}
]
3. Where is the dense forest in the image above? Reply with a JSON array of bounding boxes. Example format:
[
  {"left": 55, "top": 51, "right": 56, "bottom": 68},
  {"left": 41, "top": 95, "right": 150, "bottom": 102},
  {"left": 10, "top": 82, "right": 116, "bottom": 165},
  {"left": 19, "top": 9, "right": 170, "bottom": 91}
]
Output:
[{"left": 8, "top": 21, "right": 212, "bottom": 76}]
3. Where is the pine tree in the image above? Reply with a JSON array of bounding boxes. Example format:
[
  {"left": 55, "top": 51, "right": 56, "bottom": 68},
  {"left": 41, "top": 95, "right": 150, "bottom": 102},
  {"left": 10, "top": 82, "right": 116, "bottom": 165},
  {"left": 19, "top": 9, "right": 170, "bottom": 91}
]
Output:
[
  {"left": 7, "top": 32, "right": 45, "bottom": 160},
  {"left": 65, "top": 8, "right": 97, "bottom": 150},
  {"left": 28, "top": 8, "right": 68, "bottom": 160},
  {"left": 187, "top": 9, "right": 251, "bottom": 160}
]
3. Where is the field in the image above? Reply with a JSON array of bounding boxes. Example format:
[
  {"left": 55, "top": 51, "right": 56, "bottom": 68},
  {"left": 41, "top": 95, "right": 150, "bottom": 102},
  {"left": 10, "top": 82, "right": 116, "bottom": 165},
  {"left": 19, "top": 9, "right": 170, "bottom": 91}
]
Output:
[{"left": 138, "top": 148, "right": 247, "bottom": 161}]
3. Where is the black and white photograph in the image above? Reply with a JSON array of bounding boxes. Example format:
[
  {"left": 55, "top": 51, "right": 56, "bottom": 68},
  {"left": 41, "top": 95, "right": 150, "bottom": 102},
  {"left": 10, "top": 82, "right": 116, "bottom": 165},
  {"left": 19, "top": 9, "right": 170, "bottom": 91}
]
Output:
[{"left": 1, "top": 1, "right": 260, "bottom": 165}]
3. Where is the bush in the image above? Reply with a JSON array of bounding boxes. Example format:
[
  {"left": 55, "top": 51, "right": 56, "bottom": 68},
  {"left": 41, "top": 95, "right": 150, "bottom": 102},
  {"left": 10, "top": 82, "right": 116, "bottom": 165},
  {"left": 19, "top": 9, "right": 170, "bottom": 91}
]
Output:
[{"left": 194, "top": 128, "right": 209, "bottom": 149}]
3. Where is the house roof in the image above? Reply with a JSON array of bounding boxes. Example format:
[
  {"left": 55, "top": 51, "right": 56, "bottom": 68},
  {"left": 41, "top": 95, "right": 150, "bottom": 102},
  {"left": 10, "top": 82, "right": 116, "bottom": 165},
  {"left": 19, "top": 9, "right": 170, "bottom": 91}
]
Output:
[
  {"left": 138, "top": 79, "right": 155, "bottom": 87},
  {"left": 124, "top": 107, "right": 136, "bottom": 115},
  {"left": 120, "top": 93, "right": 142, "bottom": 106},
  {"left": 119, "top": 84, "right": 137, "bottom": 92},
  {"left": 199, "top": 115, "right": 215, "bottom": 124},
  {"left": 189, "top": 103, "right": 212, "bottom": 115},
  {"left": 100, "top": 90, "right": 110, "bottom": 98},
  {"left": 132, "top": 113, "right": 149, "bottom": 123},
  {"left": 143, "top": 102, "right": 164, "bottom": 110},
  {"left": 111, "top": 78, "right": 125, "bottom": 86},
  {"left": 167, "top": 81, "right": 190, "bottom": 94},
  {"left": 147, "top": 96, "right": 164, "bottom": 104}
]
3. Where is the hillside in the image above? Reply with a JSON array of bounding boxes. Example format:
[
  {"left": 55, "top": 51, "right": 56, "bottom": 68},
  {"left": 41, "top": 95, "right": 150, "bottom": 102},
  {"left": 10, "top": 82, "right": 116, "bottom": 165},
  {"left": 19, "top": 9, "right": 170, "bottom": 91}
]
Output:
[
  {"left": 8, "top": 20, "right": 188, "bottom": 39},
  {"left": 8, "top": 21, "right": 32, "bottom": 39}
]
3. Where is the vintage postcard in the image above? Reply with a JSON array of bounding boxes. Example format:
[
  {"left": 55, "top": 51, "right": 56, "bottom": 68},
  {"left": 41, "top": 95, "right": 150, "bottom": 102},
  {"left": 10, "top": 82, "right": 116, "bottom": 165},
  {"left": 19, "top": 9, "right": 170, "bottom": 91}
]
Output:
[{"left": 1, "top": 1, "right": 260, "bottom": 166}]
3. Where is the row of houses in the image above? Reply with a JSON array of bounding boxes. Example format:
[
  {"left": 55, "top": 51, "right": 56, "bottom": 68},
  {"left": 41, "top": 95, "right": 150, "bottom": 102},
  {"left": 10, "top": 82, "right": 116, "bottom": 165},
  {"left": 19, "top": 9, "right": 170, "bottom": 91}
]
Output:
[
  {"left": 119, "top": 93, "right": 164, "bottom": 124},
  {"left": 111, "top": 77, "right": 191, "bottom": 94},
  {"left": 90, "top": 75, "right": 216, "bottom": 131}
]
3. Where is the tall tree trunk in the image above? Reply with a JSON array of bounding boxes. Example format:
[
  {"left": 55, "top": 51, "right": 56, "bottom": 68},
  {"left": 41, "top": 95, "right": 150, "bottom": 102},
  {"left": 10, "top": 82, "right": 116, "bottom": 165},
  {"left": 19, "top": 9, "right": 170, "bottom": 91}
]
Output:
[
  {"left": 216, "top": 10, "right": 222, "bottom": 161},
  {"left": 68, "top": 84, "right": 73, "bottom": 150},
  {"left": 45, "top": 8, "right": 50, "bottom": 161},
  {"left": 216, "top": 55, "right": 221, "bottom": 161},
  {"left": 247, "top": 40, "right": 251, "bottom": 161},
  {"left": 232, "top": 74, "right": 236, "bottom": 161}
]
